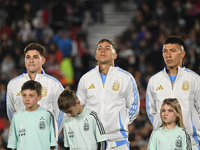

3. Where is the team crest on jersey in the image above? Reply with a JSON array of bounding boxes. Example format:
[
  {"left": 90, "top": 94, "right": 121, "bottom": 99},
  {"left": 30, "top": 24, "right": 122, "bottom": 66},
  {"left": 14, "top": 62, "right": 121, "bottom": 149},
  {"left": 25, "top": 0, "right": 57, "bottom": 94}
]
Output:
[
  {"left": 175, "top": 135, "right": 182, "bottom": 149},
  {"left": 42, "top": 86, "right": 47, "bottom": 97},
  {"left": 112, "top": 81, "right": 120, "bottom": 92},
  {"left": 182, "top": 80, "right": 189, "bottom": 91},
  {"left": 39, "top": 117, "right": 46, "bottom": 130},
  {"left": 83, "top": 118, "right": 89, "bottom": 131}
]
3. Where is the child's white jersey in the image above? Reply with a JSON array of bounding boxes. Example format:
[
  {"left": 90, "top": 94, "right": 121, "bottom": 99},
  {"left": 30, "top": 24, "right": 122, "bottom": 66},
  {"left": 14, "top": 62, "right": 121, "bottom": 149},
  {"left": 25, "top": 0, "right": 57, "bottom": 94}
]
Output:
[
  {"left": 6, "top": 69, "right": 64, "bottom": 134},
  {"left": 7, "top": 106, "right": 57, "bottom": 150},
  {"left": 63, "top": 107, "right": 107, "bottom": 150},
  {"left": 146, "top": 66, "right": 200, "bottom": 146}
]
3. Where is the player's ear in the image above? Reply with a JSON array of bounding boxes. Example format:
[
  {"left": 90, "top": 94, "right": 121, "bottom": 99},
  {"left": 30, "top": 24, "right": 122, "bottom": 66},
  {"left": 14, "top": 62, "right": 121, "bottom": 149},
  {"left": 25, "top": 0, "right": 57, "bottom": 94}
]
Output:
[
  {"left": 38, "top": 94, "right": 42, "bottom": 101},
  {"left": 76, "top": 100, "right": 80, "bottom": 105},
  {"left": 42, "top": 57, "right": 46, "bottom": 65},
  {"left": 181, "top": 50, "right": 186, "bottom": 59}
]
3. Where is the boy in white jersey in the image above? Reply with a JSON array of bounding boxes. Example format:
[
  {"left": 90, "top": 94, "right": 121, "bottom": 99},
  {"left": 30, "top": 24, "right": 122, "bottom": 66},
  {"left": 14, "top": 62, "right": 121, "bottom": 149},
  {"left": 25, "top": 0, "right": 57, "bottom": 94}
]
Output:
[
  {"left": 147, "top": 98, "right": 192, "bottom": 150},
  {"left": 58, "top": 86, "right": 107, "bottom": 150},
  {"left": 7, "top": 80, "right": 57, "bottom": 150}
]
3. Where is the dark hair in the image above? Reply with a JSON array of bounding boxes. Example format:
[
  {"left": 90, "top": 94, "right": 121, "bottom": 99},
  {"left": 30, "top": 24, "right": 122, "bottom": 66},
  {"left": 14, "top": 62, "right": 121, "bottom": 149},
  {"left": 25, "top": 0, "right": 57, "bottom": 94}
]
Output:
[
  {"left": 58, "top": 86, "right": 78, "bottom": 112},
  {"left": 162, "top": 36, "right": 186, "bottom": 51},
  {"left": 24, "top": 43, "right": 45, "bottom": 57},
  {"left": 97, "top": 38, "right": 118, "bottom": 53},
  {"left": 21, "top": 80, "right": 42, "bottom": 96}
]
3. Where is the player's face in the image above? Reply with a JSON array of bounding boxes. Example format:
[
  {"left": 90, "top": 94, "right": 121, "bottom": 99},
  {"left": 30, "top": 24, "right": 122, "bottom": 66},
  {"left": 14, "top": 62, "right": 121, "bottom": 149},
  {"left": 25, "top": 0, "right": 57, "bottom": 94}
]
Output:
[
  {"left": 162, "top": 43, "right": 185, "bottom": 69},
  {"left": 161, "top": 104, "right": 177, "bottom": 125},
  {"left": 95, "top": 42, "right": 117, "bottom": 65},
  {"left": 25, "top": 50, "right": 45, "bottom": 74},
  {"left": 22, "top": 89, "right": 42, "bottom": 111}
]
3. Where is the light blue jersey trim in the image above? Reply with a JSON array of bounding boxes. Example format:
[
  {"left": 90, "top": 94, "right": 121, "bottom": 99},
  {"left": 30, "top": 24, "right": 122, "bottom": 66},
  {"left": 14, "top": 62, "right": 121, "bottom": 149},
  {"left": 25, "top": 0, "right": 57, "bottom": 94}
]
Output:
[
  {"left": 190, "top": 113, "right": 200, "bottom": 146},
  {"left": 118, "top": 68, "right": 139, "bottom": 119},
  {"left": 44, "top": 74, "right": 64, "bottom": 130},
  {"left": 185, "top": 68, "right": 200, "bottom": 77},
  {"left": 146, "top": 87, "right": 154, "bottom": 125},
  {"left": 119, "top": 112, "right": 128, "bottom": 139},
  {"left": 44, "top": 74, "right": 64, "bottom": 91}
]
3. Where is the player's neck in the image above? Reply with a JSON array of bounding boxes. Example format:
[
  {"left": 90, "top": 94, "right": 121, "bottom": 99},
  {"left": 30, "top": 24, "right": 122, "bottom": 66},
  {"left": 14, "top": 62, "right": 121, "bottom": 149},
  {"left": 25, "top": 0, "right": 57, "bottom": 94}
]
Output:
[
  {"left": 27, "top": 70, "right": 42, "bottom": 80},
  {"left": 167, "top": 67, "right": 179, "bottom": 75},
  {"left": 99, "top": 63, "right": 114, "bottom": 75}
]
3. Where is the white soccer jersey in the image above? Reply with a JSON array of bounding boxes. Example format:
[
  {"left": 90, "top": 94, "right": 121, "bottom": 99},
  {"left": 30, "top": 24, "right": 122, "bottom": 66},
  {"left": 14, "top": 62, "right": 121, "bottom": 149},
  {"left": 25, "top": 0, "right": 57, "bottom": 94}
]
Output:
[
  {"left": 63, "top": 107, "right": 107, "bottom": 150},
  {"left": 76, "top": 66, "right": 140, "bottom": 142},
  {"left": 146, "top": 66, "right": 200, "bottom": 146},
  {"left": 6, "top": 69, "right": 65, "bottom": 134},
  {"left": 7, "top": 106, "right": 57, "bottom": 150}
]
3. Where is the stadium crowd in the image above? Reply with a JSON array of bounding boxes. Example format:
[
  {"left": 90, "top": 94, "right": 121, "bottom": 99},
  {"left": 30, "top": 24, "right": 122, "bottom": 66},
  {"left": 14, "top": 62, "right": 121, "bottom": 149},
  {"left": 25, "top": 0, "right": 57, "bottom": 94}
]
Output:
[{"left": 0, "top": 0, "right": 200, "bottom": 149}]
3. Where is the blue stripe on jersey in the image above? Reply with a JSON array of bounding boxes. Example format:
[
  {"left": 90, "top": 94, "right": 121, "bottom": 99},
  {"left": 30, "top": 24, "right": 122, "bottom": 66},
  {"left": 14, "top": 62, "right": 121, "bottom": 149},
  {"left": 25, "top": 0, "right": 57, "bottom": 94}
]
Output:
[
  {"left": 118, "top": 68, "right": 139, "bottom": 119},
  {"left": 146, "top": 84, "right": 154, "bottom": 125},
  {"left": 44, "top": 74, "right": 64, "bottom": 130},
  {"left": 44, "top": 74, "right": 64, "bottom": 91},
  {"left": 190, "top": 113, "right": 200, "bottom": 145},
  {"left": 185, "top": 68, "right": 200, "bottom": 77},
  {"left": 119, "top": 112, "right": 128, "bottom": 139}
]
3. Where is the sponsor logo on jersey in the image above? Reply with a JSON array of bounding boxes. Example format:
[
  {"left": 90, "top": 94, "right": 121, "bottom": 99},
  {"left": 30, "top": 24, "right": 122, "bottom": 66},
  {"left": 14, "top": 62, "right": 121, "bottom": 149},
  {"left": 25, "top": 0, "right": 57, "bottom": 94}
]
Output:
[
  {"left": 42, "top": 86, "right": 47, "bottom": 97},
  {"left": 182, "top": 80, "right": 189, "bottom": 91},
  {"left": 39, "top": 117, "right": 46, "bottom": 130},
  {"left": 68, "top": 127, "right": 74, "bottom": 138},
  {"left": 16, "top": 91, "right": 22, "bottom": 96},
  {"left": 19, "top": 124, "right": 26, "bottom": 136},
  {"left": 156, "top": 85, "right": 164, "bottom": 90},
  {"left": 83, "top": 118, "right": 89, "bottom": 131},
  {"left": 88, "top": 84, "right": 95, "bottom": 89},
  {"left": 112, "top": 81, "right": 120, "bottom": 92}
]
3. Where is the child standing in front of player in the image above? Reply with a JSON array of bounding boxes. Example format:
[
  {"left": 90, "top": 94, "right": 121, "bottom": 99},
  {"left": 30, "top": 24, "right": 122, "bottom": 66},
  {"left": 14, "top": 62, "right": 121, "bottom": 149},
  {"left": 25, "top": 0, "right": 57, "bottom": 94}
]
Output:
[
  {"left": 58, "top": 86, "right": 107, "bottom": 150},
  {"left": 147, "top": 98, "right": 192, "bottom": 150},
  {"left": 7, "top": 80, "right": 57, "bottom": 150}
]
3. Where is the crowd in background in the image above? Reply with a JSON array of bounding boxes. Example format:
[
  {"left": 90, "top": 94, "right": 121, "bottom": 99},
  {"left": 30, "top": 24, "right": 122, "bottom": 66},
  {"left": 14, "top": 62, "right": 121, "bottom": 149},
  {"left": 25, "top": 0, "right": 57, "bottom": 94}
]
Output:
[{"left": 0, "top": 0, "right": 200, "bottom": 150}]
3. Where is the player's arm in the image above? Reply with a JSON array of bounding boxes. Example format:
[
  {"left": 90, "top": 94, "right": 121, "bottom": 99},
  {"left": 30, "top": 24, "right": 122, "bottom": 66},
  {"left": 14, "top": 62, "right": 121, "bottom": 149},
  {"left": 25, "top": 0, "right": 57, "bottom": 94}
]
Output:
[
  {"left": 146, "top": 78, "right": 157, "bottom": 125},
  {"left": 97, "top": 141, "right": 106, "bottom": 150},
  {"left": 125, "top": 74, "right": 140, "bottom": 124},
  {"left": 53, "top": 82, "right": 64, "bottom": 134},
  {"left": 6, "top": 83, "right": 16, "bottom": 121},
  {"left": 76, "top": 77, "right": 87, "bottom": 105},
  {"left": 181, "top": 129, "right": 192, "bottom": 150},
  {"left": 194, "top": 76, "right": 200, "bottom": 119}
]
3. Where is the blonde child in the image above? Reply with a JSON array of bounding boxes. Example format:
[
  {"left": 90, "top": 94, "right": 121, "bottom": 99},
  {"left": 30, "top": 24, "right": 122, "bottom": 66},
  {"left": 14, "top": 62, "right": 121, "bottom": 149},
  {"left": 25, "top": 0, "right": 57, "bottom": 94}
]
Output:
[{"left": 147, "top": 98, "right": 192, "bottom": 150}]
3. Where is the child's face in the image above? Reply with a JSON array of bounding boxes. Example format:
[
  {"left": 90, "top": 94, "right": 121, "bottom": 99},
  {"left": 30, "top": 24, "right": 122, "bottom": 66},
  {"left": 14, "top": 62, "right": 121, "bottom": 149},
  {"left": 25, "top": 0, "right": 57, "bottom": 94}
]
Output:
[
  {"left": 161, "top": 104, "right": 177, "bottom": 125},
  {"left": 65, "top": 101, "right": 81, "bottom": 117},
  {"left": 22, "top": 89, "right": 42, "bottom": 111}
]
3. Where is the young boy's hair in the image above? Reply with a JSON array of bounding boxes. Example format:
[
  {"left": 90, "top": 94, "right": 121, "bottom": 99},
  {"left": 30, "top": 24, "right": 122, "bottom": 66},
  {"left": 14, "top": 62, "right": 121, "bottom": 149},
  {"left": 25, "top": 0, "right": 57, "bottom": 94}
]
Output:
[
  {"left": 160, "top": 98, "right": 186, "bottom": 129},
  {"left": 58, "top": 86, "right": 78, "bottom": 112},
  {"left": 24, "top": 43, "right": 45, "bottom": 57},
  {"left": 21, "top": 80, "right": 42, "bottom": 96}
]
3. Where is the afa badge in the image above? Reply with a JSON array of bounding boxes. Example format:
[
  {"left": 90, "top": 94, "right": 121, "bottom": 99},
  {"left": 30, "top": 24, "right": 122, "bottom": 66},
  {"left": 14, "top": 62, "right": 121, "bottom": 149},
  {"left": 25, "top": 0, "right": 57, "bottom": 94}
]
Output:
[
  {"left": 182, "top": 80, "right": 189, "bottom": 91},
  {"left": 112, "top": 81, "right": 120, "bottom": 92},
  {"left": 83, "top": 119, "right": 89, "bottom": 131},
  {"left": 42, "top": 86, "right": 47, "bottom": 97}
]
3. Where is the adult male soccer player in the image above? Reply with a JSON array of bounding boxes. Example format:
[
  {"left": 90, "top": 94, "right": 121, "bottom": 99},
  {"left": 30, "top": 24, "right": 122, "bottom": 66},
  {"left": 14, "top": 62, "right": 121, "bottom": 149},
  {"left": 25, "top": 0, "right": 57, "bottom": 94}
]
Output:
[
  {"left": 146, "top": 36, "right": 200, "bottom": 150},
  {"left": 76, "top": 38, "right": 140, "bottom": 150},
  {"left": 6, "top": 43, "right": 64, "bottom": 136}
]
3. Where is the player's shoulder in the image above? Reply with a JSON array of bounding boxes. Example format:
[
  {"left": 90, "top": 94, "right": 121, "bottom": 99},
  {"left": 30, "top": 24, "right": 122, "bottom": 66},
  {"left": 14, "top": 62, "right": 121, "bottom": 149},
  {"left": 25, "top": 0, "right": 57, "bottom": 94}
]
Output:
[
  {"left": 81, "top": 68, "right": 96, "bottom": 79},
  {"left": 8, "top": 74, "right": 25, "bottom": 85},
  {"left": 149, "top": 70, "right": 165, "bottom": 81},
  {"left": 184, "top": 68, "right": 200, "bottom": 78},
  {"left": 43, "top": 73, "right": 62, "bottom": 83}
]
